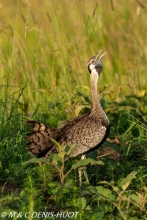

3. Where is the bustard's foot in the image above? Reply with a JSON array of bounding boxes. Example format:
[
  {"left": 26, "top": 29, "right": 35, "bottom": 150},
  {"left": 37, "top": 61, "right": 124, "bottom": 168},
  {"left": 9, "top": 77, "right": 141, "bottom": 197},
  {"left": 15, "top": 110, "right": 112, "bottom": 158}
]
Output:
[
  {"left": 78, "top": 154, "right": 89, "bottom": 186},
  {"left": 78, "top": 166, "right": 89, "bottom": 186}
]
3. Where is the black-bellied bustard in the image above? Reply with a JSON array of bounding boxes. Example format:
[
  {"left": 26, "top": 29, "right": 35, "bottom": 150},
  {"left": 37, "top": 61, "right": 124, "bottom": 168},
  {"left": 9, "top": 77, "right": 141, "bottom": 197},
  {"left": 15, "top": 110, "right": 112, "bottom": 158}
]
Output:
[{"left": 25, "top": 50, "right": 110, "bottom": 185}]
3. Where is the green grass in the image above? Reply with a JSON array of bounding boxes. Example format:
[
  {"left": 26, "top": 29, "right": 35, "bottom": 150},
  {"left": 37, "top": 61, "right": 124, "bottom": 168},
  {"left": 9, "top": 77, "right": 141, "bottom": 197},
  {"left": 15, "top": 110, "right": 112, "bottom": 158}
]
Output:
[{"left": 0, "top": 0, "right": 147, "bottom": 219}]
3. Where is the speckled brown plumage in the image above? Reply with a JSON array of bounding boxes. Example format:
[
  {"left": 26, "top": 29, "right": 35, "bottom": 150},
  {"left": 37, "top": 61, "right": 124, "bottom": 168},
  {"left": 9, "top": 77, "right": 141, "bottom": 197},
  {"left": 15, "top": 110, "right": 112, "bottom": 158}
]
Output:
[{"left": 25, "top": 51, "right": 110, "bottom": 159}]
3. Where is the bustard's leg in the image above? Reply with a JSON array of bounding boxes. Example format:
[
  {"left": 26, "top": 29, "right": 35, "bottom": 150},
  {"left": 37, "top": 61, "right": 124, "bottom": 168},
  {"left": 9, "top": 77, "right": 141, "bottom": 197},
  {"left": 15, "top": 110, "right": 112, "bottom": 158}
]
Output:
[{"left": 78, "top": 154, "right": 89, "bottom": 186}]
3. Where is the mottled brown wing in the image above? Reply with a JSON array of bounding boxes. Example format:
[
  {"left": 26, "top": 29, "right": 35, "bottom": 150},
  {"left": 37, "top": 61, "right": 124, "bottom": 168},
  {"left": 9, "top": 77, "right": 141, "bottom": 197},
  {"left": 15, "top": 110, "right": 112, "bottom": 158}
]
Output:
[
  {"left": 25, "top": 121, "right": 58, "bottom": 157},
  {"left": 58, "top": 114, "right": 110, "bottom": 157}
]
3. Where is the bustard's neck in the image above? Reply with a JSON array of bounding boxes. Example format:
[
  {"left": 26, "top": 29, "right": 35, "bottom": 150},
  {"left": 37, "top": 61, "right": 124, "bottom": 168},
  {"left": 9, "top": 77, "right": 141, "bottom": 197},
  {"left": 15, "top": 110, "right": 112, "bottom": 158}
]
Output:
[{"left": 90, "top": 71, "right": 102, "bottom": 113}]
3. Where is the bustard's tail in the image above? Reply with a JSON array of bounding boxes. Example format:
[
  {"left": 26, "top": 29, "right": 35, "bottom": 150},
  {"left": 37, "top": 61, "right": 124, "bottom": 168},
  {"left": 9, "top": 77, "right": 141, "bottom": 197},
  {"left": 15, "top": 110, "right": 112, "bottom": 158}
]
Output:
[{"left": 25, "top": 121, "right": 58, "bottom": 157}]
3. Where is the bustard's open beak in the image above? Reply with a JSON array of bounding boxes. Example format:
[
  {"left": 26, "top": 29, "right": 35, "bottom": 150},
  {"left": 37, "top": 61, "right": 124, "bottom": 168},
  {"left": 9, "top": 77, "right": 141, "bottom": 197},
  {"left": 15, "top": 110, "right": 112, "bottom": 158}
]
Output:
[{"left": 95, "top": 50, "right": 107, "bottom": 62}]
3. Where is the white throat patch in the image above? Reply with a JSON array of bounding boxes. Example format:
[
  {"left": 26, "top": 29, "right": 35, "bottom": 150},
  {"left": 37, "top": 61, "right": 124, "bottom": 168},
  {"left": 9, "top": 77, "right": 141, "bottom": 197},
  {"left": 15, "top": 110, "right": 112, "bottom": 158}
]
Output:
[{"left": 90, "top": 64, "right": 98, "bottom": 74}]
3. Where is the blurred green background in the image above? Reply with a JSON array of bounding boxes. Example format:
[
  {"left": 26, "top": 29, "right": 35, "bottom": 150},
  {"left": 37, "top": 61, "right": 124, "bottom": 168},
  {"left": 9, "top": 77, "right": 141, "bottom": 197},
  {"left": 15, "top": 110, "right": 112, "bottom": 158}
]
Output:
[{"left": 1, "top": 0, "right": 147, "bottom": 116}]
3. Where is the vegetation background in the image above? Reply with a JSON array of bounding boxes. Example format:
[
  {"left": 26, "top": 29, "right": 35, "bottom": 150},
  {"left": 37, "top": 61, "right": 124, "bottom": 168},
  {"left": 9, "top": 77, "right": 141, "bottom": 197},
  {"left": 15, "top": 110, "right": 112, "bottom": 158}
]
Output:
[{"left": 0, "top": 0, "right": 147, "bottom": 219}]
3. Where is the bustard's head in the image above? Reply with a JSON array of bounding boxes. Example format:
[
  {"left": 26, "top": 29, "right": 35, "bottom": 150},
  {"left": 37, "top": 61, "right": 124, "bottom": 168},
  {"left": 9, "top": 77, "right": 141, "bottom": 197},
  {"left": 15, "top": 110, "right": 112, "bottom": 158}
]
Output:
[{"left": 87, "top": 50, "right": 107, "bottom": 75}]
